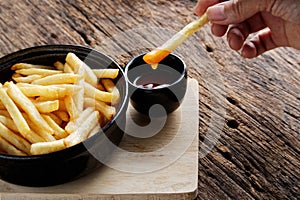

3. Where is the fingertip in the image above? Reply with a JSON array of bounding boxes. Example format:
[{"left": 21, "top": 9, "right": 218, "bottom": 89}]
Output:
[
  {"left": 241, "top": 42, "right": 257, "bottom": 58},
  {"left": 193, "top": 1, "right": 205, "bottom": 16},
  {"left": 211, "top": 24, "right": 228, "bottom": 37},
  {"left": 227, "top": 27, "right": 245, "bottom": 51},
  {"left": 207, "top": 5, "right": 226, "bottom": 22}
]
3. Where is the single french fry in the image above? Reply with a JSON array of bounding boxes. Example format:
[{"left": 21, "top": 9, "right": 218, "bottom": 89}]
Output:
[
  {"left": 11, "top": 63, "right": 53, "bottom": 70},
  {"left": 64, "top": 95, "right": 79, "bottom": 121},
  {"left": 63, "top": 62, "right": 74, "bottom": 73},
  {"left": 101, "top": 79, "right": 120, "bottom": 104},
  {"left": 42, "top": 115, "right": 68, "bottom": 139},
  {"left": 84, "top": 97, "right": 116, "bottom": 120},
  {"left": 6, "top": 82, "right": 54, "bottom": 136},
  {"left": 53, "top": 61, "right": 64, "bottom": 71},
  {"left": 15, "top": 68, "right": 62, "bottom": 76},
  {"left": 65, "top": 53, "right": 98, "bottom": 86},
  {"left": 13, "top": 74, "right": 43, "bottom": 83},
  {"left": 73, "top": 65, "right": 85, "bottom": 112},
  {"left": 0, "top": 122, "right": 31, "bottom": 155},
  {"left": 93, "top": 69, "right": 119, "bottom": 79},
  {"left": 30, "top": 139, "right": 66, "bottom": 155},
  {"left": 0, "top": 136, "right": 27, "bottom": 156},
  {"left": 19, "top": 84, "right": 81, "bottom": 101},
  {"left": 65, "top": 53, "right": 78, "bottom": 71},
  {"left": 0, "top": 84, "right": 31, "bottom": 136},
  {"left": 84, "top": 82, "right": 114, "bottom": 103},
  {"left": 52, "top": 84, "right": 82, "bottom": 96},
  {"left": 31, "top": 73, "right": 81, "bottom": 85},
  {"left": 12, "top": 72, "right": 22, "bottom": 78},
  {"left": 65, "top": 107, "right": 94, "bottom": 134},
  {"left": 12, "top": 73, "right": 22, "bottom": 80},
  {"left": 18, "top": 85, "right": 66, "bottom": 99},
  {"left": 88, "top": 123, "right": 101, "bottom": 138},
  {"left": 32, "top": 100, "right": 59, "bottom": 113},
  {"left": 64, "top": 111, "right": 100, "bottom": 147}
]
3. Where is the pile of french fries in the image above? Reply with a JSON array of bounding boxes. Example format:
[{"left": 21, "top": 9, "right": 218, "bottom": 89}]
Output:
[{"left": 0, "top": 53, "right": 120, "bottom": 156}]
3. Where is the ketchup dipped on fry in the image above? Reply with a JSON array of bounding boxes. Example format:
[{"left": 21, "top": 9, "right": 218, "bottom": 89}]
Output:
[{"left": 143, "top": 13, "right": 209, "bottom": 69}]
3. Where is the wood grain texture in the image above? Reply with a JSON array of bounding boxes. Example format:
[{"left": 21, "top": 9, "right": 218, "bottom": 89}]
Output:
[{"left": 0, "top": 0, "right": 299, "bottom": 199}]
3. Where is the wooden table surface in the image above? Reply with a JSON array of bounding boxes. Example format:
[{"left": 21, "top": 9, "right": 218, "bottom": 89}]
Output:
[{"left": 0, "top": 0, "right": 299, "bottom": 199}]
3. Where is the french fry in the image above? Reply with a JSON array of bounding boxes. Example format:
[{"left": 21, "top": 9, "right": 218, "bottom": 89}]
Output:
[
  {"left": 53, "top": 61, "right": 64, "bottom": 71},
  {"left": 64, "top": 95, "right": 79, "bottom": 121},
  {"left": 88, "top": 123, "right": 101, "bottom": 138},
  {"left": 58, "top": 99, "right": 67, "bottom": 111},
  {"left": 0, "top": 122, "right": 31, "bottom": 155},
  {"left": 73, "top": 65, "right": 85, "bottom": 112},
  {"left": 0, "top": 101, "right": 6, "bottom": 110},
  {"left": 31, "top": 73, "right": 81, "bottom": 85},
  {"left": 17, "top": 84, "right": 66, "bottom": 99},
  {"left": 93, "top": 69, "right": 119, "bottom": 79},
  {"left": 0, "top": 136, "right": 27, "bottom": 156},
  {"left": 0, "top": 115, "right": 19, "bottom": 133},
  {"left": 12, "top": 73, "right": 22, "bottom": 80},
  {"left": 11, "top": 63, "right": 53, "bottom": 70},
  {"left": 42, "top": 115, "right": 68, "bottom": 139},
  {"left": 84, "top": 82, "right": 114, "bottom": 103},
  {"left": 32, "top": 100, "right": 59, "bottom": 113},
  {"left": 30, "top": 139, "right": 66, "bottom": 155},
  {"left": 1, "top": 52, "right": 120, "bottom": 156},
  {"left": 63, "top": 62, "right": 74, "bottom": 73},
  {"left": 12, "top": 74, "right": 43, "bottom": 83},
  {"left": 64, "top": 111, "right": 100, "bottom": 147},
  {"left": 52, "top": 84, "right": 82, "bottom": 95},
  {"left": 0, "top": 115, "right": 45, "bottom": 143},
  {"left": 65, "top": 107, "right": 94, "bottom": 134},
  {"left": 65, "top": 53, "right": 98, "bottom": 86},
  {"left": 84, "top": 97, "right": 116, "bottom": 120},
  {"left": 96, "top": 82, "right": 105, "bottom": 91},
  {"left": 52, "top": 110, "right": 70, "bottom": 122},
  {"left": 0, "top": 110, "right": 11, "bottom": 118},
  {"left": 6, "top": 82, "right": 54, "bottom": 136},
  {"left": 101, "top": 79, "right": 120, "bottom": 104},
  {"left": 26, "top": 131, "right": 46, "bottom": 143},
  {"left": 47, "top": 112, "right": 63, "bottom": 126},
  {"left": 17, "top": 83, "right": 81, "bottom": 98},
  {"left": 15, "top": 68, "right": 62, "bottom": 76},
  {"left": 0, "top": 84, "right": 31, "bottom": 136},
  {"left": 22, "top": 113, "right": 55, "bottom": 142}
]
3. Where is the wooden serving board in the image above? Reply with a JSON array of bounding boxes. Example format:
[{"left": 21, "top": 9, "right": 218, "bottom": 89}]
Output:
[{"left": 0, "top": 79, "right": 199, "bottom": 200}]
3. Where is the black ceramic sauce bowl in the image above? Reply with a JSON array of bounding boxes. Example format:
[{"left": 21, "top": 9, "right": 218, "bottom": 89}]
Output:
[
  {"left": 125, "top": 53, "right": 187, "bottom": 117},
  {"left": 0, "top": 45, "right": 128, "bottom": 186}
]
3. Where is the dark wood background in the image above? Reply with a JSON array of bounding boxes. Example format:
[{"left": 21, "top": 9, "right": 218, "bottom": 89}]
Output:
[{"left": 0, "top": 0, "right": 299, "bottom": 199}]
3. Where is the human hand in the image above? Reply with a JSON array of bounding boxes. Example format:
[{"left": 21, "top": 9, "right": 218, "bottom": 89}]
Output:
[{"left": 194, "top": 0, "right": 300, "bottom": 58}]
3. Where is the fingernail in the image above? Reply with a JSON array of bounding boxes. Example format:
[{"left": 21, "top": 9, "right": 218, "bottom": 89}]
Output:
[
  {"left": 241, "top": 42, "right": 257, "bottom": 58},
  {"left": 207, "top": 5, "right": 226, "bottom": 21}
]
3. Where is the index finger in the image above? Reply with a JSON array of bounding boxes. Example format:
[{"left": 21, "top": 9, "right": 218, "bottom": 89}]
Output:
[{"left": 194, "top": 0, "right": 222, "bottom": 16}]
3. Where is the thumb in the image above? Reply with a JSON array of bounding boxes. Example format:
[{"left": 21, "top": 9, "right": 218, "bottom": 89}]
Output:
[{"left": 207, "top": 0, "right": 300, "bottom": 25}]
